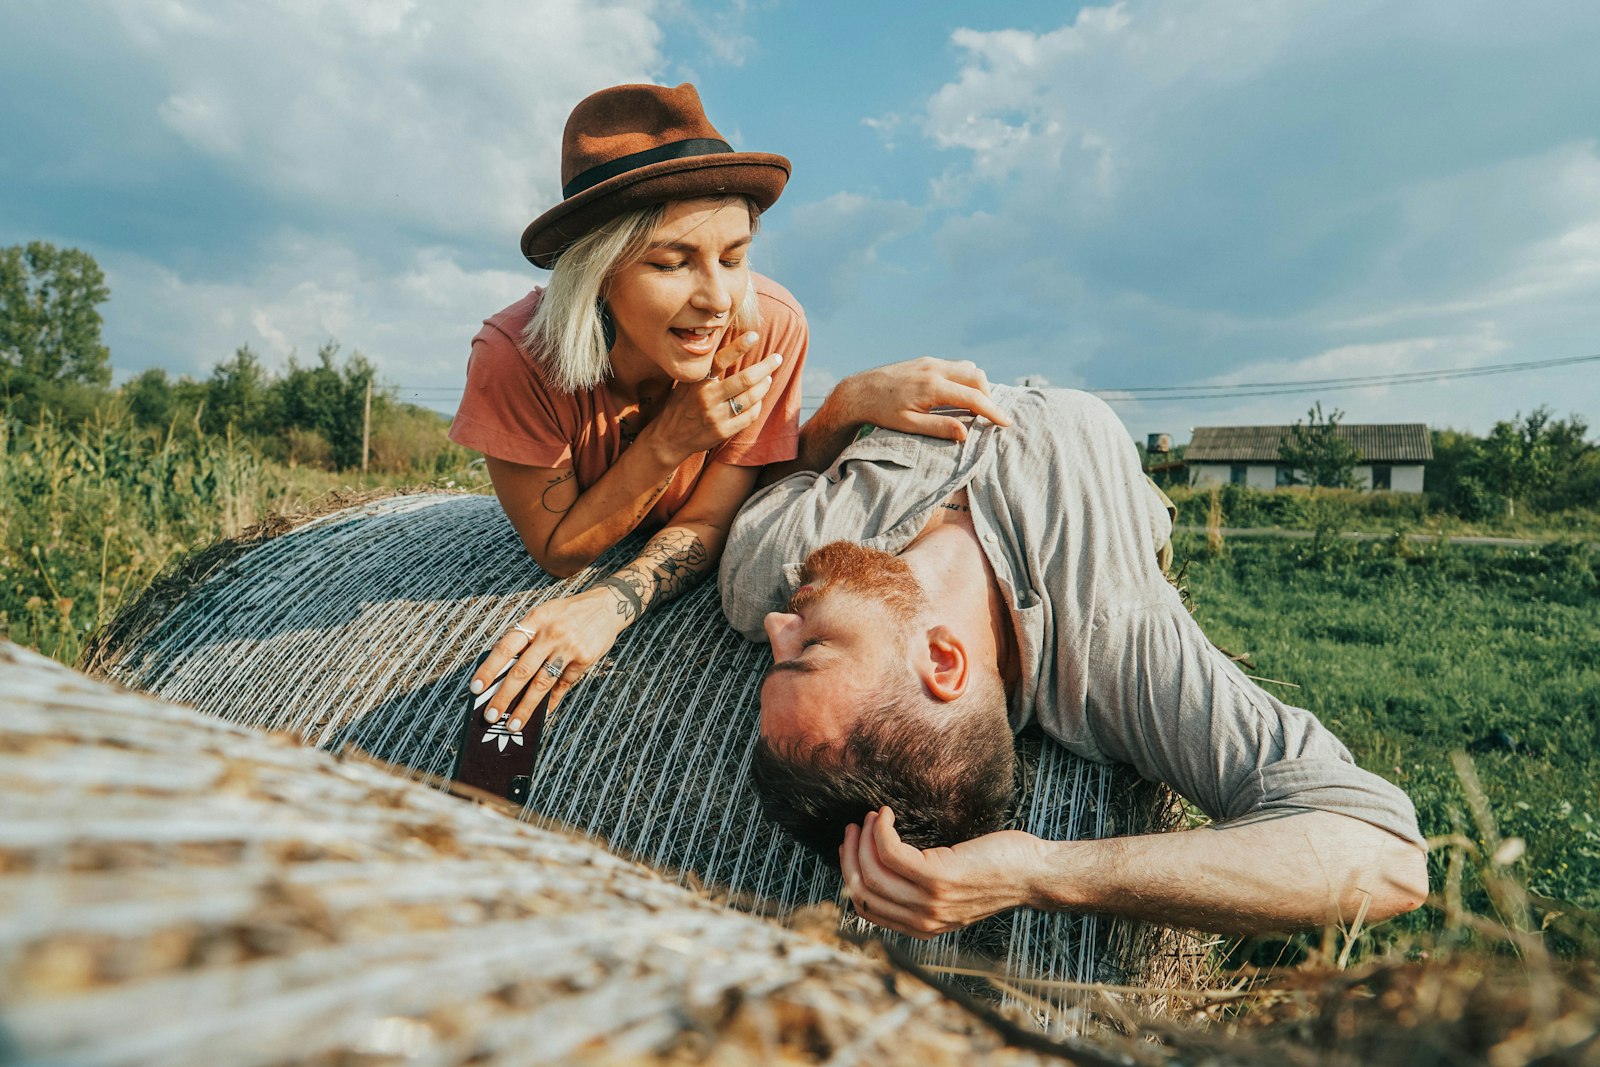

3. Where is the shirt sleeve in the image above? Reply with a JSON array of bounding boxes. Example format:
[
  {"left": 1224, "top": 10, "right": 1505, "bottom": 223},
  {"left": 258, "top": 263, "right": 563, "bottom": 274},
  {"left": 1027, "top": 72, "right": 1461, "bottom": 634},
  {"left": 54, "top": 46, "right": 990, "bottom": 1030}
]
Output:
[
  {"left": 1084, "top": 596, "right": 1426, "bottom": 848},
  {"left": 447, "top": 323, "right": 576, "bottom": 469}
]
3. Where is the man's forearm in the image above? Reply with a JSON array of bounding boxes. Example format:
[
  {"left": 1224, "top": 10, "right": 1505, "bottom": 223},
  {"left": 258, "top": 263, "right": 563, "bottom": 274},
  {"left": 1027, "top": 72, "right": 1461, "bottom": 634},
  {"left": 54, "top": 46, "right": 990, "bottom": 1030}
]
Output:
[{"left": 1033, "top": 811, "right": 1428, "bottom": 934}]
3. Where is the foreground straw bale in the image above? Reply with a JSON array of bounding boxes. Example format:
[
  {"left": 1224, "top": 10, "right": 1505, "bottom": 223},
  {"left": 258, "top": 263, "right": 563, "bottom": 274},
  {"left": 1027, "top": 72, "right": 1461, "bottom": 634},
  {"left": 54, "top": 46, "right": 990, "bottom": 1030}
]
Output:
[{"left": 0, "top": 643, "right": 1091, "bottom": 1066}]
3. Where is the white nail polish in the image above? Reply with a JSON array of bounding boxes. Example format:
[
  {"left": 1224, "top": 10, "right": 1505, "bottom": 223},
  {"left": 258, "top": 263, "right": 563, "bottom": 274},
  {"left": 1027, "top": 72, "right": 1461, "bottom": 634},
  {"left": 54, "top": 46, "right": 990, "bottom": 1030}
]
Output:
[
  {"left": 774, "top": 353, "right": 783, "bottom": 365},
  {"left": 484, "top": 709, "right": 499, "bottom": 723},
  {"left": 469, "top": 679, "right": 483, "bottom": 694},
  {"left": 743, "top": 331, "right": 758, "bottom": 344}
]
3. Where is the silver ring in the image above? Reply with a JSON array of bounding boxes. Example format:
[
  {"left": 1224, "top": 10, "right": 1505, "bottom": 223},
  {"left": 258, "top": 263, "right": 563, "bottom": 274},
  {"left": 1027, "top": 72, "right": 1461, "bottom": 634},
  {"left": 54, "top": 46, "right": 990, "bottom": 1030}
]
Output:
[
  {"left": 512, "top": 624, "right": 538, "bottom": 641},
  {"left": 541, "top": 659, "right": 564, "bottom": 679},
  {"left": 728, "top": 397, "right": 743, "bottom": 416}
]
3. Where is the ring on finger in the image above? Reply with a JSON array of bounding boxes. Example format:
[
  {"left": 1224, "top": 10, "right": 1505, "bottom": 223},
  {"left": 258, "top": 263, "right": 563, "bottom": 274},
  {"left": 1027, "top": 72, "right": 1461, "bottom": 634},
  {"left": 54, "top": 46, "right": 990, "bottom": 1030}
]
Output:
[
  {"left": 728, "top": 397, "right": 743, "bottom": 416},
  {"left": 541, "top": 659, "right": 564, "bottom": 679},
  {"left": 512, "top": 623, "right": 538, "bottom": 641}
]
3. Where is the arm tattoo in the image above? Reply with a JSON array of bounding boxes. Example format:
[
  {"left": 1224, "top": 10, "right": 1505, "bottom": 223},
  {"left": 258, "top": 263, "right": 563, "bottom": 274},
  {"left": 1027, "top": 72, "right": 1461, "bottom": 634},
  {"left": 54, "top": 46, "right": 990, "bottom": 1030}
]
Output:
[
  {"left": 627, "top": 474, "right": 675, "bottom": 526},
  {"left": 598, "top": 575, "right": 645, "bottom": 621},
  {"left": 541, "top": 470, "right": 576, "bottom": 514},
  {"left": 599, "top": 528, "right": 712, "bottom": 624}
]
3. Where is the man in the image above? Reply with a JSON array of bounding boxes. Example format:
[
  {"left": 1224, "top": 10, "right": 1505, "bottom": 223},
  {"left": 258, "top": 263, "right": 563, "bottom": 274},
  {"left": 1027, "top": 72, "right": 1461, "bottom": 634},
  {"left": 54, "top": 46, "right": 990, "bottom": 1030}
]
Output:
[{"left": 719, "top": 358, "right": 1428, "bottom": 938}]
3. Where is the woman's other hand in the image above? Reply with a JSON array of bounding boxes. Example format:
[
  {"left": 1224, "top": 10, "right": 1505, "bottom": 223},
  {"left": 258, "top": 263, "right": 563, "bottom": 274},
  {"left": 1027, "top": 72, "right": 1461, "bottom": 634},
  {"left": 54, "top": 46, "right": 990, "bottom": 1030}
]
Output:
[
  {"left": 641, "top": 332, "right": 782, "bottom": 460},
  {"left": 836, "top": 357, "right": 1012, "bottom": 442},
  {"left": 471, "top": 588, "right": 632, "bottom": 730}
]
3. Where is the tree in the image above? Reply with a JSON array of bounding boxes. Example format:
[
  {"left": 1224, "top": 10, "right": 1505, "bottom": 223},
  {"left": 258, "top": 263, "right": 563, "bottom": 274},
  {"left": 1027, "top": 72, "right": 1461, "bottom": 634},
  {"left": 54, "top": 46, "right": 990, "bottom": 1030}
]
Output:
[
  {"left": 1427, "top": 428, "right": 1494, "bottom": 520},
  {"left": 122, "top": 368, "right": 176, "bottom": 429},
  {"left": 0, "top": 242, "right": 112, "bottom": 414},
  {"left": 204, "top": 345, "right": 277, "bottom": 437},
  {"left": 1277, "top": 402, "right": 1360, "bottom": 489},
  {"left": 274, "top": 342, "right": 379, "bottom": 468},
  {"left": 1477, "top": 406, "right": 1585, "bottom": 520}
]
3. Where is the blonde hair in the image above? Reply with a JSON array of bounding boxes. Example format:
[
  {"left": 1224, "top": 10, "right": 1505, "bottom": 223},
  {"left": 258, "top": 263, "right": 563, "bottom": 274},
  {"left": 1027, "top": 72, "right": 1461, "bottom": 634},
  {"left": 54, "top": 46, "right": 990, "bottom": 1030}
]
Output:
[{"left": 526, "top": 197, "right": 763, "bottom": 393}]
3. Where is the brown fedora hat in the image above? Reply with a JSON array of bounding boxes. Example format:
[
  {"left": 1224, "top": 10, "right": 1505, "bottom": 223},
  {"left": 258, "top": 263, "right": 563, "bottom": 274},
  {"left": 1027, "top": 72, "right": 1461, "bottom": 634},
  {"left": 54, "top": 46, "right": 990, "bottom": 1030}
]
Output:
[{"left": 520, "top": 82, "right": 790, "bottom": 269}]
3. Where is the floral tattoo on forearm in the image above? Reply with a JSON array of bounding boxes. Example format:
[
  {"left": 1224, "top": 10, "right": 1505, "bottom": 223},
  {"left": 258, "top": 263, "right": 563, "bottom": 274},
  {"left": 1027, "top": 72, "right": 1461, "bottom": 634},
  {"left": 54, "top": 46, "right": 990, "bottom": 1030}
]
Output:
[{"left": 597, "top": 528, "right": 711, "bottom": 624}]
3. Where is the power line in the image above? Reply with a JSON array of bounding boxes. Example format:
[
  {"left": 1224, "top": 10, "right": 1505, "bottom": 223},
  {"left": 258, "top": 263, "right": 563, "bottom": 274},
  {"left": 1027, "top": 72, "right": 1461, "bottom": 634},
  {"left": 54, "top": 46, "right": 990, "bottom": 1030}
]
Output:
[
  {"left": 1091, "top": 352, "right": 1600, "bottom": 401},
  {"left": 394, "top": 351, "right": 1600, "bottom": 406}
]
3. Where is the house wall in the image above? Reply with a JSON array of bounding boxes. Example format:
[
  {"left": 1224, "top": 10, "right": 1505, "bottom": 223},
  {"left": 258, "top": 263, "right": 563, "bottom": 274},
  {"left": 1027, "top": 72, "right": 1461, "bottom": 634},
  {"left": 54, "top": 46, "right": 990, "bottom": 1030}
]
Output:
[
  {"left": 1190, "top": 463, "right": 1426, "bottom": 492},
  {"left": 1355, "top": 464, "right": 1426, "bottom": 492},
  {"left": 1188, "top": 464, "right": 1278, "bottom": 489},
  {"left": 1392, "top": 465, "right": 1425, "bottom": 493}
]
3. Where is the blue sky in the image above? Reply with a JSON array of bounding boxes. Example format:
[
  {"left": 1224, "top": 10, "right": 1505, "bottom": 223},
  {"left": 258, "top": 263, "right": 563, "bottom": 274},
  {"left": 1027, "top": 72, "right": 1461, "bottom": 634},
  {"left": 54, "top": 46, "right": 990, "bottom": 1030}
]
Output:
[{"left": 3, "top": 0, "right": 1599, "bottom": 441}]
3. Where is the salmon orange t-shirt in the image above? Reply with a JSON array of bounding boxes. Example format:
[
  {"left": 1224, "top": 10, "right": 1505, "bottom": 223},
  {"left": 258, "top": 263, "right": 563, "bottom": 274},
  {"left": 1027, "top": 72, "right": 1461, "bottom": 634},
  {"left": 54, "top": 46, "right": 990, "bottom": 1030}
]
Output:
[{"left": 448, "top": 273, "right": 807, "bottom": 528}]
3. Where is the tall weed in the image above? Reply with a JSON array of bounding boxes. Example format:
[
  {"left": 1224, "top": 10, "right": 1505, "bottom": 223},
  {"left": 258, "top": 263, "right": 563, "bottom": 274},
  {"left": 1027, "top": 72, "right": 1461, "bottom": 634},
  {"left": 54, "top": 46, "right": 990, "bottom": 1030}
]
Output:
[{"left": 0, "top": 406, "right": 482, "bottom": 662}]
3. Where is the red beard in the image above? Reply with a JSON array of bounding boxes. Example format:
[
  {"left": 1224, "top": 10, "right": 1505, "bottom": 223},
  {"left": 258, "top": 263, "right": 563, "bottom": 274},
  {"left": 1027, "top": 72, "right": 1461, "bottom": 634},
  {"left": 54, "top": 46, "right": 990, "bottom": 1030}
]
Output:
[{"left": 790, "top": 541, "right": 926, "bottom": 622}]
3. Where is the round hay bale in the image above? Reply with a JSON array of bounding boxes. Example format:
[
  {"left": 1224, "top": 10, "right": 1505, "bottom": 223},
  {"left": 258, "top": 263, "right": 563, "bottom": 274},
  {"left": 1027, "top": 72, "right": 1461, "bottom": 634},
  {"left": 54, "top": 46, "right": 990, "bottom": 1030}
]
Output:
[
  {"left": 85, "top": 493, "right": 1198, "bottom": 1018},
  {"left": 2, "top": 642, "right": 1080, "bottom": 1066}
]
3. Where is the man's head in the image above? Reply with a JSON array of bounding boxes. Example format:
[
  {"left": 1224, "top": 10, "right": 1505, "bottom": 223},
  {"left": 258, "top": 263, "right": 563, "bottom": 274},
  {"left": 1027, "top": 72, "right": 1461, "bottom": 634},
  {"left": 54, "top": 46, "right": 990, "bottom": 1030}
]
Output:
[{"left": 752, "top": 541, "right": 1017, "bottom": 861}]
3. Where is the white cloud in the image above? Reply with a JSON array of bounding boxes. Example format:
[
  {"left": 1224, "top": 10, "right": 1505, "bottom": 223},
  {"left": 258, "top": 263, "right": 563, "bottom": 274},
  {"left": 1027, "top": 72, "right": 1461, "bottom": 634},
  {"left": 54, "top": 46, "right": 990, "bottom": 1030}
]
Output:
[
  {"left": 102, "top": 0, "right": 665, "bottom": 242},
  {"left": 764, "top": 192, "right": 924, "bottom": 319},
  {"left": 1109, "top": 326, "right": 1524, "bottom": 436},
  {"left": 102, "top": 234, "right": 533, "bottom": 406},
  {"left": 923, "top": 1, "right": 1304, "bottom": 191}
]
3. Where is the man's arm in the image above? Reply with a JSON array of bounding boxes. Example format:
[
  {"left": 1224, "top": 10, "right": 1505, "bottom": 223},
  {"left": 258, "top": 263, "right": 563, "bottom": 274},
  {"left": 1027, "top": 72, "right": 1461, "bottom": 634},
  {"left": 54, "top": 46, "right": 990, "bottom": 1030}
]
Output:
[
  {"left": 841, "top": 806, "right": 1428, "bottom": 938},
  {"left": 760, "top": 357, "right": 1010, "bottom": 482}
]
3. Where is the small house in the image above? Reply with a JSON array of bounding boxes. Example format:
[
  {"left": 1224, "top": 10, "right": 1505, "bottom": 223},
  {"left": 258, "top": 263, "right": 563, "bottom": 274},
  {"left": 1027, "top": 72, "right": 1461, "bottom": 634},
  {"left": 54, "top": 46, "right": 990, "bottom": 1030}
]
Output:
[{"left": 1185, "top": 423, "right": 1432, "bottom": 492}]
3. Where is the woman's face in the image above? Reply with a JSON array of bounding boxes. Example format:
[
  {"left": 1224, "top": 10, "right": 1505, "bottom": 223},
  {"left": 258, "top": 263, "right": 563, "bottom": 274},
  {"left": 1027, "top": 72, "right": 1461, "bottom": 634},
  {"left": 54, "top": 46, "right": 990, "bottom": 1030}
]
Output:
[{"left": 604, "top": 198, "right": 753, "bottom": 386}]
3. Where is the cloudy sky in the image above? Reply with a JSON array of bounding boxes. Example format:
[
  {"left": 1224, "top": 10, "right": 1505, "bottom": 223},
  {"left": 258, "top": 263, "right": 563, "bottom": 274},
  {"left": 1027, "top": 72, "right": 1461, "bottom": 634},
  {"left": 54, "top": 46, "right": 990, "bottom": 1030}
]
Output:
[{"left": 4, "top": 0, "right": 1598, "bottom": 440}]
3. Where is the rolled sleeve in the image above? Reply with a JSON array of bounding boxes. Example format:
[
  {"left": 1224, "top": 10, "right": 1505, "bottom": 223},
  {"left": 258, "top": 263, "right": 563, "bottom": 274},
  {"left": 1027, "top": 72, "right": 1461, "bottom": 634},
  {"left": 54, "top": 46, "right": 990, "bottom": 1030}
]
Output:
[{"left": 448, "top": 325, "right": 575, "bottom": 469}]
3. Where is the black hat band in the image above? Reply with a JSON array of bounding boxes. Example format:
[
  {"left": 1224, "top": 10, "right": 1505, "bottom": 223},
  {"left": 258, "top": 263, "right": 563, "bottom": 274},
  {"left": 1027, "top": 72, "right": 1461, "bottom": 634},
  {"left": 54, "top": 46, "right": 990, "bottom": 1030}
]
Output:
[{"left": 562, "top": 137, "right": 734, "bottom": 199}]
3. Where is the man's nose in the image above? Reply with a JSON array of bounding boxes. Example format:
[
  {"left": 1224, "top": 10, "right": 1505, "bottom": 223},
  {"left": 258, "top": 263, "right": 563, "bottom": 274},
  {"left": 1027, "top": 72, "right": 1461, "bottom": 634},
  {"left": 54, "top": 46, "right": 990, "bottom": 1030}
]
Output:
[{"left": 762, "top": 610, "right": 802, "bottom": 658}]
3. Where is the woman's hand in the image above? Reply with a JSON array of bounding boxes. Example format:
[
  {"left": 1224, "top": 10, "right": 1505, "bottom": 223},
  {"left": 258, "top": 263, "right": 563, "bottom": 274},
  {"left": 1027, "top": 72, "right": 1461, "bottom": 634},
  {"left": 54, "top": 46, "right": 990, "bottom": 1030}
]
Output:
[
  {"left": 640, "top": 331, "right": 784, "bottom": 461},
  {"left": 471, "top": 588, "right": 632, "bottom": 730},
  {"left": 833, "top": 357, "right": 1011, "bottom": 443}
]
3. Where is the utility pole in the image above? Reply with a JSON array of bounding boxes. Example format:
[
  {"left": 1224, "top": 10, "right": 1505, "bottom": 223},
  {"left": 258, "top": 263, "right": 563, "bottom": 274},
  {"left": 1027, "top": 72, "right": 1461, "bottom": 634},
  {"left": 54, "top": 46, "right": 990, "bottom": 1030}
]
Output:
[{"left": 361, "top": 377, "right": 372, "bottom": 475}]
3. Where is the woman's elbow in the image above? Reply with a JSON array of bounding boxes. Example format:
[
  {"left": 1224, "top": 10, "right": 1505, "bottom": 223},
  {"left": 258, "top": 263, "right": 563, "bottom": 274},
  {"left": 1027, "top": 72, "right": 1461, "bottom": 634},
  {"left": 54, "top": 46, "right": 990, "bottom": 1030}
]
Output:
[{"left": 520, "top": 536, "right": 593, "bottom": 579}]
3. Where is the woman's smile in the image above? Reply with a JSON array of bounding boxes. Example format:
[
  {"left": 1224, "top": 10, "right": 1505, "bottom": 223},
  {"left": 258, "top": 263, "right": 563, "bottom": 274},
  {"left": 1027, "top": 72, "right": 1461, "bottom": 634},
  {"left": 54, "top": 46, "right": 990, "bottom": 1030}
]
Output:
[{"left": 669, "top": 324, "right": 727, "bottom": 358}]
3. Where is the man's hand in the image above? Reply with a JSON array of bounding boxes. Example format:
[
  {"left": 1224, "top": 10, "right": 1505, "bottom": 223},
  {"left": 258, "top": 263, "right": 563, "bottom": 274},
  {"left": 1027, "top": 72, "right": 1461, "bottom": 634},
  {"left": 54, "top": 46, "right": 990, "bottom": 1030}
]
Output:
[{"left": 838, "top": 807, "right": 1047, "bottom": 939}]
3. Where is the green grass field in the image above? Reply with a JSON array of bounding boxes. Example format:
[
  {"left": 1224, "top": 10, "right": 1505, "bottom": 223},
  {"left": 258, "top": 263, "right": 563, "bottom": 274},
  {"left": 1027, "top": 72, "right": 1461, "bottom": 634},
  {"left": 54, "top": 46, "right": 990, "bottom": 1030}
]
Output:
[{"left": 1176, "top": 532, "right": 1600, "bottom": 923}]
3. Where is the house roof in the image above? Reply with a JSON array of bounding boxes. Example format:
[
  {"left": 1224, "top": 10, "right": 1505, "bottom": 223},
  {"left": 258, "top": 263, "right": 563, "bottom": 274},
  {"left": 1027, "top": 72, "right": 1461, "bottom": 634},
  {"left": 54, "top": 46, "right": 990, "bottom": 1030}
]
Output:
[{"left": 1185, "top": 423, "right": 1433, "bottom": 463}]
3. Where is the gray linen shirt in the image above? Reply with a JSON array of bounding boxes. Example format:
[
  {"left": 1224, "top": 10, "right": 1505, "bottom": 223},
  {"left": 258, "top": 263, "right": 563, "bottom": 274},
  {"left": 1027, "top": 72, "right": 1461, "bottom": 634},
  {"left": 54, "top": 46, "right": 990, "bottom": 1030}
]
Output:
[{"left": 720, "top": 386, "right": 1424, "bottom": 848}]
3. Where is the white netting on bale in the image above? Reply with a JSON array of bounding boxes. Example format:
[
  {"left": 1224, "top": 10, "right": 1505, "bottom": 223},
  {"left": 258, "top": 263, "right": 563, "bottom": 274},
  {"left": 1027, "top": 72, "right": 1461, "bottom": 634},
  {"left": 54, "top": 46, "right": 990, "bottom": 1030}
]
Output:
[{"left": 87, "top": 492, "right": 1196, "bottom": 1021}]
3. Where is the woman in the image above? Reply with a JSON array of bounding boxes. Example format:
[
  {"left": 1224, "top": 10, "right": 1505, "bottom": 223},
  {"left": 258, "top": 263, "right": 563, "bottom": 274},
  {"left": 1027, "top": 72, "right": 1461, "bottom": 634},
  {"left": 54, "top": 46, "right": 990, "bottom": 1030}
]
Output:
[{"left": 449, "top": 82, "right": 807, "bottom": 732}]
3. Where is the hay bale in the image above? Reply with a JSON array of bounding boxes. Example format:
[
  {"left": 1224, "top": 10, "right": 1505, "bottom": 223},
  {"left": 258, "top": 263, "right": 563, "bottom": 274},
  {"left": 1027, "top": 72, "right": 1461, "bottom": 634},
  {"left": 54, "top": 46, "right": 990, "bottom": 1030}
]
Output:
[
  {"left": 84, "top": 493, "right": 1199, "bottom": 1019},
  {"left": 2, "top": 642, "right": 1098, "bottom": 1065}
]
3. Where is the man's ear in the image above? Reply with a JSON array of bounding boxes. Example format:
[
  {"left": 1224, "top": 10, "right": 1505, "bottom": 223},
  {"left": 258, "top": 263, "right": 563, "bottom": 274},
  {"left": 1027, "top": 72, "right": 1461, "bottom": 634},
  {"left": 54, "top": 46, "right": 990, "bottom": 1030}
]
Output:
[{"left": 918, "top": 625, "right": 969, "bottom": 703}]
